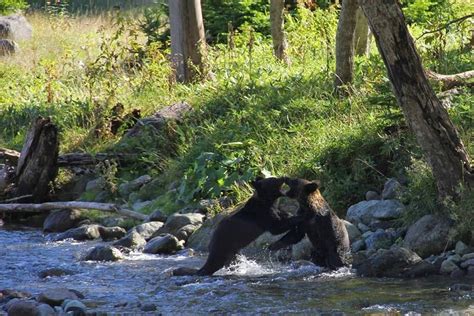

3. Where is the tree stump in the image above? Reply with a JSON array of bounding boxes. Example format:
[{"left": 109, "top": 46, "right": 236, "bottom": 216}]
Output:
[{"left": 15, "top": 117, "right": 59, "bottom": 202}]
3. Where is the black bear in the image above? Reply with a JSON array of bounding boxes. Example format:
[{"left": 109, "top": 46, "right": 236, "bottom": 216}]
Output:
[
  {"left": 173, "top": 177, "right": 304, "bottom": 276},
  {"left": 269, "top": 177, "right": 351, "bottom": 270}
]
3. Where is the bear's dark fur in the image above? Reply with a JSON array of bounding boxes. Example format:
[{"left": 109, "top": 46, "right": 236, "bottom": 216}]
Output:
[
  {"left": 269, "top": 178, "right": 351, "bottom": 270},
  {"left": 173, "top": 177, "right": 304, "bottom": 276}
]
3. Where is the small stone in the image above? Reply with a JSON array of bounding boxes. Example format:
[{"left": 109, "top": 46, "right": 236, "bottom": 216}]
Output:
[
  {"left": 83, "top": 245, "right": 124, "bottom": 262},
  {"left": 129, "top": 221, "right": 164, "bottom": 240},
  {"left": 440, "top": 259, "right": 459, "bottom": 274},
  {"left": 132, "top": 200, "right": 152, "bottom": 212},
  {"left": 37, "top": 288, "right": 79, "bottom": 306},
  {"left": 146, "top": 209, "right": 167, "bottom": 222},
  {"left": 343, "top": 220, "right": 361, "bottom": 242},
  {"left": 52, "top": 225, "right": 101, "bottom": 241},
  {"left": 362, "top": 231, "right": 373, "bottom": 239},
  {"left": 98, "top": 226, "right": 127, "bottom": 241},
  {"left": 36, "top": 303, "right": 56, "bottom": 316},
  {"left": 113, "top": 231, "right": 147, "bottom": 250},
  {"left": 450, "top": 268, "right": 465, "bottom": 279},
  {"left": 357, "top": 223, "right": 370, "bottom": 233},
  {"left": 118, "top": 175, "right": 152, "bottom": 198},
  {"left": 460, "top": 258, "right": 474, "bottom": 269},
  {"left": 351, "top": 239, "right": 366, "bottom": 252},
  {"left": 6, "top": 300, "right": 37, "bottom": 316},
  {"left": 141, "top": 303, "right": 157, "bottom": 312},
  {"left": 38, "top": 268, "right": 75, "bottom": 279},
  {"left": 455, "top": 241, "right": 470, "bottom": 256},
  {"left": 381, "top": 178, "right": 402, "bottom": 200},
  {"left": 175, "top": 224, "right": 200, "bottom": 241},
  {"left": 62, "top": 299, "right": 87, "bottom": 315},
  {"left": 448, "top": 254, "right": 462, "bottom": 263},
  {"left": 365, "top": 191, "right": 380, "bottom": 201},
  {"left": 152, "top": 213, "right": 205, "bottom": 239},
  {"left": 144, "top": 234, "right": 184, "bottom": 254},
  {"left": 449, "top": 284, "right": 473, "bottom": 291},
  {"left": 365, "top": 229, "right": 395, "bottom": 251},
  {"left": 461, "top": 253, "right": 474, "bottom": 261}
]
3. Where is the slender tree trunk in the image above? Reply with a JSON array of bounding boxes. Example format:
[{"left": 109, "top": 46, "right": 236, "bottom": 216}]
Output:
[
  {"left": 334, "top": 0, "right": 359, "bottom": 91},
  {"left": 354, "top": 7, "right": 370, "bottom": 56},
  {"left": 270, "top": 0, "right": 289, "bottom": 63},
  {"left": 359, "top": 0, "right": 472, "bottom": 199},
  {"left": 169, "top": 0, "right": 206, "bottom": 83}
]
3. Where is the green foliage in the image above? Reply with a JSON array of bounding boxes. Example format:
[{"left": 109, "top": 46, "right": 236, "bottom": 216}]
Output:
[
  {"left": 141, "top": 4, "right": 169, "bottom": 45},
  {"left": 0, "top": 0, "right": 27, "bottom": 15}
]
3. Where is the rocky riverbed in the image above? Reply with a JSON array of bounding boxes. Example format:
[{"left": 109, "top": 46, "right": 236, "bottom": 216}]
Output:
[{"left": 1, "top": 226, "right": 474, "bottom": 315}]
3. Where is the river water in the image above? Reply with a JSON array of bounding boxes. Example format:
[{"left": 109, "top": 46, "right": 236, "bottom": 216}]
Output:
[{"left": 1, "top": 226, "right": 473, "bottom": 315}]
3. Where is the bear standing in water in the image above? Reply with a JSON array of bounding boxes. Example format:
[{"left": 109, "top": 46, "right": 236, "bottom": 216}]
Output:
[
  {"left": 173, "top": 177, "right": 304, "bottom": 276},
  {"left": 269, "top": 178, "right": 351, "bottom": 270}
]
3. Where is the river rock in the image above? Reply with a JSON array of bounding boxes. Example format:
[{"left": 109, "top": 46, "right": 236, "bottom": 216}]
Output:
[
  {"left": 0, "top": 289, "right": 31, "bottom": 303},
  {"left": 0, "top": 39, "right": 18, "bottom": 56},
  {"left": 450, "top": 268, "right": 465, "bottom": 278},
  {"left": 357, "top": 223, "right": 370, "bottom": 233},
  {"left": 37, "top": 288, "right": 79, "bottom": 306},
  {"left": 175, "top": 224, "right": 200, "bottom": 241},
  {"left": 141, "top": 303, "right": 157, "bottom": 312},
  {"left": 450, "top": 283, "right": 473, "bottom": 291},
  {"left": 100, "top": 216, "right": 126, "bottom": 227},
  {"left": 381, "top": 178, "right": 402, "bottom": 200},
  {"left": 118, "top": 175, "right": 152, "bottom": 198},
  {"left": 460, "top": 258, "right": 474, "bottom": 269},
  {"left": 351, "top": 239, "right": 366, "bottom": 252},
  {"left": 365, "top": 229, "right": 395, "bottom": 251},
  {"left": 143, "top": 234, "right": 184, "bottom": 254},
  {"left": 187, "top": 213, "right": 226, "bottom": 251},
  {"left": 440, "top": 259, "right": 459, "bottom": 274},
  {"left": 98, "top": 226, "right": 127, "bottom": 241},
  {"left": 461, "top": 253, "right": 474, "bottom": 261},
  {"left": 84, "top": 245, "right": 124, "bottom": 262},
  {"left": 0, "top": 15, "right": 32, "bottom": 40},
  {"left": 152, "top": 213, "right": 205, "bottom": 239},
  {"left": 129, "top": 221, "right": 164, "bottom": 240},
  {"left": 343, "top": 220, "right": 361, "bottom": 242},
  {"left": 113, "top": 231, "right": 147, "bottom": 250},
  {"left": 365, "top": 191, "right": 380, "bottom": 201},
  {"left": 52, "top": 224, "right": 101, "bottom": 241},
  {"left": 454, "top": 241, "right": 471, "bottom": 256},
  {"left": 403, "top": 215, "right": 455, "bottom": 258},
  {"left": 354, "top": 246, "right": 423, "bottom": 277},
  {"left": 62, "top": 299, "right": 87, "bottom": 315},
  {"left": 291, "top": 236, "right": 313, "bottom": 261},
  {"left": 346, "top": 200, "right": 405, "bottom": 226},
  {"left": 38, "top": 268, "right": 75, "bottom": 279},
  {"left": 6, "top": 300, "right": 40, "bottom": 316},
  {"left": 146, "top": 209, "right": 167, "bottom": 222},
  {"left": 43, "top": 209, "right": 82, "bottom": 233}
]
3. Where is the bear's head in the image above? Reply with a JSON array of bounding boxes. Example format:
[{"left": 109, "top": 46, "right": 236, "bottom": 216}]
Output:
[
  {"left": 250, "top": 176, "right": 285, "bottom": 203},
  {"left": 283, "top": 177, "right": 327, "bottom": 212}
]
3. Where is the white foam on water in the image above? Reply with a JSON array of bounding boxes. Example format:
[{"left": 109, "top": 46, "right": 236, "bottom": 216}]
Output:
[{"left": 215, "top": 254, "right": 283, "bottom": 276}]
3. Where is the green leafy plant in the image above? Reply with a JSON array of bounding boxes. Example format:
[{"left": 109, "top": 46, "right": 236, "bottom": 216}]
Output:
[{"left": 0, "top": 0, "right": 27, "bottom": 15}]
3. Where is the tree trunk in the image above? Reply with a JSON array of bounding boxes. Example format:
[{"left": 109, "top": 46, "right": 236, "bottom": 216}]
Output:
[
  {"left": 359, "top": 0, "right": 472, "bottom": 199},
  {"left": 270, "top": 0, "right": 289, "bottom": 63},
  {"left": 169, "top": 0, "right": 206, "bottom": 83},
  {"left": 354, "top": 7, "right": 370, "bottom": 56},
  {"left": 334, "top": 0, "right": 359, "bottom": 91},
  {"left": 15, "top": 117, "right": 59, "bottom": 202}
]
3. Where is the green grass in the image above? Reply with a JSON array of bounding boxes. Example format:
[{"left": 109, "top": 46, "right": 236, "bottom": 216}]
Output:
[{"left": 0, "top": 6, "right": 472, "bottom": 222}]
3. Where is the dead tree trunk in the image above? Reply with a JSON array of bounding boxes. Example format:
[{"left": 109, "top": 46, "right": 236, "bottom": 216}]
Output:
[
  {"left": 15, "top": 117, "right": 59, "bottom": 202},
  {"left": 334, "top": 0, "right": 359, "bottom": 91},
  {"left": 270, "top": 0, "right": 289, "bottom": 63},
  {"left": 169, "top": 0, "right": 206, "bottom": 83},
  {"left": 354, "top": 7, "right": 370, "bottom": 56},
  {"left": 359, "top": 0, "right": 473, "bottom": 199}
]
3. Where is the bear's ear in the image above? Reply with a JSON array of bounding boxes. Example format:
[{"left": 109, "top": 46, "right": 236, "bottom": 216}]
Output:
[
  {"left": 250, "top": 176, "right": 263, "bottom": 188},
  {"left": 304, "top": 181, "right": 319, "bottom": 193}
]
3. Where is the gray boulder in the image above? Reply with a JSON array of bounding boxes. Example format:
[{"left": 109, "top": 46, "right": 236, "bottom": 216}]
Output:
[
  {"left": 381, "top": 178, "right": 402, "bottom": 200},
  {"left": 37, "top": 288, "right": 79, "bottom": 306},
  {"left": 118, "top": 175, "right": 152, "bottom": 198},
  {"left": 98, "top": 226, "right": 127, "bottom": 241},
  {"left": 0, "top": 39, "right": 18, "bottom": 56},
  {"left": 346, "top": 199, "right": 405, "bottom": 226},
  {"left": 343, "top": 220, "right": 361, "bottom": 242},
  {"left": 129, "top": 221, "right": 164, "bottom": 240},
  {"left": 52, "top": 224, "right": 101, "bottom": 241},
  {"left": 146, "top": 209, "right": 167, "bottom": 222},
  {"left": 187, "top": 213, "right": 226, "bottom": 251},
  {"left": 152, "top": 213, "right": 205, "bottom": 239},
  {"left": 365, "top": 229, "right": 395, "bottom": 251},
  {"left": 84, "top": 245, "right": 123, "bottom": 262},
  {"left": 175, "top": 223, "right": 201, "bottom": 241},
  {"left": 460, "top": 258, "right": 474, "bottom": 269},
  {"left": 38, "top": 268, "right": 75, "bottom": 279},
  {"left": 403, "top": 215, "right": 455, "bottom": 258},
  {"left": 43, "top": 209, "right": 82, "bottom": 233},
  {"left": 113, "top": 231, "right": 147, "bottom": 250},
  {"left": 6, "top": 300, "right": 52, "bottom": 316},
  {"left": 351, "top": 239, "right": 366, "bottom": 252},
  {"left": 62, "top": 299, "right": 87, "bottom": 315},
  {"left": 354, "top": 246, "right": 425, "bottom": 277},
  {"left": 454, "top": 241, "right": 471, "bottom": 256},
  {"left": 143, "top": 234, "right": 184, "bottom": 254},
  {"left": 440, "top": 259, "right": 459, "bottom": 274},
  {"left": 365, "top": 191, "right": 380, "bottom": 201}
]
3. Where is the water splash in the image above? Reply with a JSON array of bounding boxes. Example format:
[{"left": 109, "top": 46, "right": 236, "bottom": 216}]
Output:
[{"left": 216, "top": 255, "right": 282, "bottom": 276}]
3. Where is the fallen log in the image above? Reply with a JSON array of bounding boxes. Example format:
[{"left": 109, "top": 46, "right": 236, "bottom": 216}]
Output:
[
  {"left": 0, "top": 147, "right": 20, "bottom": 165},
  {"left": 426, "top": 69, "right": 474, "bottom": 90},
  {"left": 0, "top": 201, "right": 147, "bottom": 220}
]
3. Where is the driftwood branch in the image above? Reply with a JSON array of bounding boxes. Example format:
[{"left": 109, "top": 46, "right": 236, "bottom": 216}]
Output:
[
  {"left": 0, "top": 201, "right": 147, "bottom": 220},
  {"left": 426, "top": 69, "right": 474, "bottom": 90},
  {"left": 1, "top": 149, "right": 137, "bottom": 167}
]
